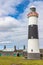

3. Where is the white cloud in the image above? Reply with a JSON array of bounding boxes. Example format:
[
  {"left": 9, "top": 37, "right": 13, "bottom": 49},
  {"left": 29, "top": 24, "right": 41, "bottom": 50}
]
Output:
[
  {"left": 0, "top": 0, "right": 27, "bottom": 47},
  {"left": 0, "top": 16, "right": 27, "bottom": 45},
  {"left": 0, "top": 0, "right": 23, "bottom": 16},
  {"left": 0, "top": 16, "right": 20, "bottom": 27},
  {"left": 0, "top": 41, "right": 11, "bottom": 44}
]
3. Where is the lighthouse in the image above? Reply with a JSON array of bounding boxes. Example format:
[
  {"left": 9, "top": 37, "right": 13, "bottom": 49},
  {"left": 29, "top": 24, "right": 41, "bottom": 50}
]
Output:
[{"left": 27, "top": 6, "right": 40, "bottom": 59}]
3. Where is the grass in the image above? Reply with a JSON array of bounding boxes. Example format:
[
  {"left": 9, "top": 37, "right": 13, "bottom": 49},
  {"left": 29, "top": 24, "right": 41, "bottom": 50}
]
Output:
[{"left": 0, "top": 56, "right": 43, "bottom": 65}]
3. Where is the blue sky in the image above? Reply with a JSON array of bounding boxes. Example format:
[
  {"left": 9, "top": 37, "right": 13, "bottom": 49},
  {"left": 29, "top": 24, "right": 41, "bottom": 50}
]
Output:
[{"left": 0, "top": 0, "right": 43, "bottom": 50}]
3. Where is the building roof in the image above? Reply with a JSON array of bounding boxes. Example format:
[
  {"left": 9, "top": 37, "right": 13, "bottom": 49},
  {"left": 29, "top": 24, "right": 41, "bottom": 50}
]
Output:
[{"left": 2, "top": 48, "right": 14, "bottom": 52}]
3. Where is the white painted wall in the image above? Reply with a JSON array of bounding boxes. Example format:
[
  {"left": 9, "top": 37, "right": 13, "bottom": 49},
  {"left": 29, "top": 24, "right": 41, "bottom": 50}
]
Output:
[
  {"left": 28, "top": 39, "right": 40, "bottom": 53},
  {"left": 28, "top": 16, "right": 38, "bottom": 25}
]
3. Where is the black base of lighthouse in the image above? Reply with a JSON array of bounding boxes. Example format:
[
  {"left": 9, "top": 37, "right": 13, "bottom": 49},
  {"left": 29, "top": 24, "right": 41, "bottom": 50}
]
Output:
[{"left": 27, "top": 53, "right": 40, "bottom": 59}]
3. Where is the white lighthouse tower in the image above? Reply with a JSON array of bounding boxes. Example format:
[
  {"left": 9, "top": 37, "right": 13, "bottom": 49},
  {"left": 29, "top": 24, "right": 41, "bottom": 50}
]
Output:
[{"left": 27, "top": 6, "right": 40, "bottom": 59}]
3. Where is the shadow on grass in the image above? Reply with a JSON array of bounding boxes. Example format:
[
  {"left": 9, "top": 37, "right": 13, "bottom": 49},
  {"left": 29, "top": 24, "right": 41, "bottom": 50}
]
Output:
[{"left": 11, "top": 63, "right": 39, "bottom": 65}]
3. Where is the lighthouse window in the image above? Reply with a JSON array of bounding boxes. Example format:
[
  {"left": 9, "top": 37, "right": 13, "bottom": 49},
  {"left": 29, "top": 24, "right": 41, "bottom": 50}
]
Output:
[
  {"left": 31, "top": 49, "right": 33, "bottom": 52},
  {"left": 31, "top": 25, "right": 33, "bottom": 27},
  {"left": 31, "top": 36, "right": 33, "bottom": 39}
]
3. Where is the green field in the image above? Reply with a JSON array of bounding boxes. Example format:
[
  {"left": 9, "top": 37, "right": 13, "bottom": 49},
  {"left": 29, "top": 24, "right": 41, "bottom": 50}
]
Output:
[{"left": 0, "top": 56, "right": 43, "bottom": 65}]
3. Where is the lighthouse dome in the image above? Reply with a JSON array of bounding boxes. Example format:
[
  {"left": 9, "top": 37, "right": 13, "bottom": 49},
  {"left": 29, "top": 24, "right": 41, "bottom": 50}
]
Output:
[
  {"left": 30, "top": 5, "right": 36, "bottom": 9},
  {"left": 30, "top": 5, "right": 36, "bottom": 12}
]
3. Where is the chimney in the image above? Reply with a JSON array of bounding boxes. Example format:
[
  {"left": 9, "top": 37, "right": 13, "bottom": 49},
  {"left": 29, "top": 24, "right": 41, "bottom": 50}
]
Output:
[
  {"left": 23, "top": 45, "right": 25, "bottom": 50},
  {"left": 14, "top": 46, "right": 16, "bottom": 51},
  {"left": 4, "top": 45, "right": 6, "bottom": 49}
]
